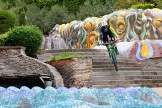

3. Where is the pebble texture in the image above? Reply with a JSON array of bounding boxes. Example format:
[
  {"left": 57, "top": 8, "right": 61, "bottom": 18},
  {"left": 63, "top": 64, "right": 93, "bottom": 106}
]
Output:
[{"left": 47, "top": 58, "right": 92, "bottom": 88}]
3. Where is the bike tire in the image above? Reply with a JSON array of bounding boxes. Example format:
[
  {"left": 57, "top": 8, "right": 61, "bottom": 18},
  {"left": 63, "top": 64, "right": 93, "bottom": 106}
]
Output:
[{"left": 112, "top": 55, "right": 118, "bottom": 71}]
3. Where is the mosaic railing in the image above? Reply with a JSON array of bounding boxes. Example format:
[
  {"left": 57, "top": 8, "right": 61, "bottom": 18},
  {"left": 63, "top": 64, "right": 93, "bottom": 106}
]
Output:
[{"left": 0, "top": 86, "right": 162, "bottom": 108}]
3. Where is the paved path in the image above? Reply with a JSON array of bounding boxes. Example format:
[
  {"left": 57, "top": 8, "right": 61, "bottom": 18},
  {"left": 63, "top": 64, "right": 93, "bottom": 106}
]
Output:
[{"left": 152, "top": 87, "right": 162, "bottom": 98}]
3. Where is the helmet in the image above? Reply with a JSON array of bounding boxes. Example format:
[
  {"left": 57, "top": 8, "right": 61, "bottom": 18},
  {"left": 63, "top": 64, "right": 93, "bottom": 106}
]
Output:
[{"left": 101, "top": 21, "right": 108, "bottom": 27}]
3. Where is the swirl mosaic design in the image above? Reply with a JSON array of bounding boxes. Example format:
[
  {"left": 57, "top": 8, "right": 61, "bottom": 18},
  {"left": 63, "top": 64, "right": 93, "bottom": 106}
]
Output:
[{"left": 53, "top": 9, "right": 162, "bottom": 49}]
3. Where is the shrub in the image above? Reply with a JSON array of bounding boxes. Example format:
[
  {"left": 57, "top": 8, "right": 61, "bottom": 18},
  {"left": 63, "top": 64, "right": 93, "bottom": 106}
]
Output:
[
  {"left": 0, "top": 9, "right": 16, "bottom": 33},
  {"left": 5, "top": 25, "right": 43, "bottom": 58},
  {"left": 131, "top": 3, "right": 155, "bottom": 9},
  {"left": 0, "top": 32, "right": 9, "bottom": 46},
  {"left": 50, "top": 52, "right": 82, "bottom": 61}
]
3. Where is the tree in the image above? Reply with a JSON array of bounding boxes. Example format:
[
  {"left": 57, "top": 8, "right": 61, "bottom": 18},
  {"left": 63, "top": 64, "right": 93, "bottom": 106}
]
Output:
[
  {"left": 77, "top": 0, "right": 117, "bottom": 20},
  {"left": 63, "top": 0, "right": 86, "bottom": 17},
  {"left": 43, "top": 5, "right": 75, "bottom": 33}
]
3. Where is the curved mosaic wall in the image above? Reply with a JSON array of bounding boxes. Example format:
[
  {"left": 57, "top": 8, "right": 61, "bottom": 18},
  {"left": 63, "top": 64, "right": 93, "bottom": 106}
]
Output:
[
  {"left": 52, "top": 8, "right": 162, "bottom": 49},
  {"left": 0, "top": 86, "right": 162, "bottom": 108}
]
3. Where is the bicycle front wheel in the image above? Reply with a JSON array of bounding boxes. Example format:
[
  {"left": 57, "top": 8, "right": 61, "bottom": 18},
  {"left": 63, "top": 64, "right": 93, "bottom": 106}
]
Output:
[{"left": 112, "top": 54, "right": 118, "bottom": 71}]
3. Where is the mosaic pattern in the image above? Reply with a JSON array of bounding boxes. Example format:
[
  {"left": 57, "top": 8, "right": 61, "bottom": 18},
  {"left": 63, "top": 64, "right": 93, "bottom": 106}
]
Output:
[
  {"left": 52, "top": 9, "right": 162, "bottom": 49},
  {"left": 117, "top": 40, "right": 162, "bottom": 60},
  {"left": 0, "top": 86, "right": 162, "bottom": 108}
]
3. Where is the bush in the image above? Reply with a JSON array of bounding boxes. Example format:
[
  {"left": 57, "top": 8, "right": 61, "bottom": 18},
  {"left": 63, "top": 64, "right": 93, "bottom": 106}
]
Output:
[
  {"left": 131, "top": 3, "right": 155, "bottom": 9},
  {"left": 5, "top": 25, "right": 43, "bottom": 58},
  {"left": 0, "top": 9, "right": 16, "bottom": 33},
  {"left": 0, "top": 32, "right": 9, "bottom": 46}
]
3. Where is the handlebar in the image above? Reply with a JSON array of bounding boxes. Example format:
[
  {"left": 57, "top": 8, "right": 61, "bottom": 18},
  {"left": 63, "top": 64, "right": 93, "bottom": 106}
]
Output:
[{"left": 99, "top": 38, "right": 120, "bottom": 45}]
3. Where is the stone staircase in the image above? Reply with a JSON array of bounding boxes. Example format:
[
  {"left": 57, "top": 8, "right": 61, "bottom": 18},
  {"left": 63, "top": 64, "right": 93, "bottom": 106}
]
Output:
[{"left": 37, "top": 49, "right": 162, "bottom": 88}]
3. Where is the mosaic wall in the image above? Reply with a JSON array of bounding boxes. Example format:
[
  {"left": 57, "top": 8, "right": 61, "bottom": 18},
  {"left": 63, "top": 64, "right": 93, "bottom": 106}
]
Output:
[
  {"left": 50, "top": 8, "right": 162, "bottom": 60},
  {"left": 52, "top": 8, "right": 162, "bottom": 49}
]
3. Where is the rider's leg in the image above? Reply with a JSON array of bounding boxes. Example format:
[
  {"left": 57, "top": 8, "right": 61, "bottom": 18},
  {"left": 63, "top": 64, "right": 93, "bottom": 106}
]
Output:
[{"left": 112, "top": 36, "right": 119, "bottom": 55}]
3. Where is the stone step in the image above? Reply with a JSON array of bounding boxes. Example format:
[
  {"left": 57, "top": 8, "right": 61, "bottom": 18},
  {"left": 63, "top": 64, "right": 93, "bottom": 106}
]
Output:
[
  {"left": 93, "top": 67, "right": 161, "bottom": 72},
  {"left": 93, "top": 75, "right": 162, "bottom": 80},
  {"left": 51, "top": 53, "right": 128, "bottom": 60},
  {"left": 93, "top": 70, "right": 162, "bottom": 76},
  {"left": 92, "top": 62, "right": 137, "bottom": 67},
  {"left": 51, "top": 52, "right": 109, "bottom": 55},
  {"left": 92, "top": 79, "right": 162, "bottom": 85},
  {"left": 92, "top": 59, "right": 135, "bottom": 63},
  {"left": 93, "top": 67, "right": 142, "bottom": 71},
  {"left": 92, "top": 83, "right": 162, "bottom": 88},
  {"left": 43, "top": 49, "right": 108, "bottom": 53},
  {"left": 92, "top": 64, "right": 140, "bottom": 68}
]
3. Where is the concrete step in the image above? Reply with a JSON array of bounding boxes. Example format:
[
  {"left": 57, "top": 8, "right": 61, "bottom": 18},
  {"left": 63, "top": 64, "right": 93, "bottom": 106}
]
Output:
[
  {"left": 93, "top": 67, "right": 142, "bottom": 71},
  {"left": 51, "top": 52, "right": 109, "bottom": 55},
  {"left": 93, "top": 75, "right": 162, "bottom": 80},
  {"left": 92, "top": 79, "right": 162, "bottom": 85},
  {"left": 93, "top": 64, "right": 140, "bottom": 68},
  {"left": 93, "top": 71, "right": 162, "bottom": 76},
  {"left": 43, "top": 49, "right": 108, "bottom": 53},
  {"left": 92, "top": 60, "right": 137, "bottom": 67},
  {"left": 51, "top": 53, "right": 128, "bottom": 60},
  {"left": 93, "top": 68, "right": 161, "bottom": 72},
  {"left": 92, "top": 83, "right": 162, "bottom": 88},
  {"left": 92, "top": 59, "right": 135, "bottom": 63}
]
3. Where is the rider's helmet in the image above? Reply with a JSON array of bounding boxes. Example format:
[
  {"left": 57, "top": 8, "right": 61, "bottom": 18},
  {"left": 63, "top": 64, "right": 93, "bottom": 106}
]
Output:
[
  {"left": 101, "top": 21, "right": 107, "bottom": 27},
  {"left": 101, "top": 21, "right": 110, "bottom": 31}
]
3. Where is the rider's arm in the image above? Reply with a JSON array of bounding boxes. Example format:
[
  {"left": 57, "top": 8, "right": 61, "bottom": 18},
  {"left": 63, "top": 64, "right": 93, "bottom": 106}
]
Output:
[
  {"left": 100, "top": 32, "right": 103, "bottom": 40},
  {"left": 109, "top": 26, "right": 119, "bottom": 38},
  {"left": 100, "top": 28, "right": 104, "bottom": 41}
]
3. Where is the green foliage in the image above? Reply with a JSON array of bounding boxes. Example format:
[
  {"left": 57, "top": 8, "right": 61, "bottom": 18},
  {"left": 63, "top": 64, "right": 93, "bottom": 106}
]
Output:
[
  {"left": 43, "top": 5, "right": 75, "bottom": 33},
  {"left": 50, "top": 52, "right": 82, "bottom": 61},
  {"left": 0, "top": 32, "right": 8, "bottom": 46},
  {"left": 1, "top": 0, "right": 18, "bottom": 9},
  {"left": 5, "top": 25, "right": 43, "bottom": 57},
  {"left": 25, "top": 4, "right": 47, "bottom": 34},
  {"left": 8, "top": 1, "right": 28, "bottom": 26},
  {"left": 77, "top": 0, "right": 117, "bottom": 20},
  {"left": 19, "top": 11, "right": 27, "bottom": 26},
  {"left": 34, "top": 0, "right": 55, "bottom": 9},
  {"left": 0, "top": 9, "right": 16, "bottom": 33},
  {"left": 63, "top": 0, "right": 85, "bottom": 15},
  {"left": 131, "top": 3, "right": 155, "bottom": 9},
  {"left": 0, "top": 1, "right": 8, "bottom": 9},
  {"left": 115, "top": 0, "right": 139, "bottom": 9},
  {"left": 152, "top": 0, "right": 162, "bottom": 9}
]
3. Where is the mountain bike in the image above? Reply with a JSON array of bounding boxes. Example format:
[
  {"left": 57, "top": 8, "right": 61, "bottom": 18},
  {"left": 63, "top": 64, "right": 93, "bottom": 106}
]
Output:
[{"left": 101, "top": 39, "right": 119, "bottom": 71}]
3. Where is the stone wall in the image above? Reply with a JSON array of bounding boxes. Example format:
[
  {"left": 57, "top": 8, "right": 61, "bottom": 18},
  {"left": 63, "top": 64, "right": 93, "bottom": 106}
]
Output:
[
  {"left": 46, "top": 58, "right": 92, "bottom": 88},
  {"left": 0, "top": 46, "right": 64, "bottom": 88}
]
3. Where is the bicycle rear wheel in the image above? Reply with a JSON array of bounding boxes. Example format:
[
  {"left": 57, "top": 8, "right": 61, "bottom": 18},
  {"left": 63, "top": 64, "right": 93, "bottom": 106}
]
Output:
[{"left": 112, "top": 55, "right": 118, "bottom": 71}]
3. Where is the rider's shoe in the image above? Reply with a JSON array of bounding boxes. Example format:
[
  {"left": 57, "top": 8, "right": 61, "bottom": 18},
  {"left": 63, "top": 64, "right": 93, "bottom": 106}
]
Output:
[
  {"left": 116, "top": 51, "right": 119, "bottom": 55},
  {"left": 115, "top": 47, "right": 119, "bottom": 55}
]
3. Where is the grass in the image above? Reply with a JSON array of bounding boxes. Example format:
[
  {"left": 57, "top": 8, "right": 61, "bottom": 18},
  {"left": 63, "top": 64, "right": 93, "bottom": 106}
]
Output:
[{"left": 50, "top": 52, "right": 82, "bottom": 61}]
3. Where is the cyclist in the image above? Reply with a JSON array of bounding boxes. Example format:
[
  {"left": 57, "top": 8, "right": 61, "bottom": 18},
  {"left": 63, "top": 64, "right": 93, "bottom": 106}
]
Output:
[{"left": 100, "top": 22, "right": 119, "bottom": 54}]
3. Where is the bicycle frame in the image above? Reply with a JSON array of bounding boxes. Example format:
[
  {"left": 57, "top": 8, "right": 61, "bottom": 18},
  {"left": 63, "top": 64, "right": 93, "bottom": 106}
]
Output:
[
  {"left": 108, "top": 43, "right": 117, "bottom": 62},
  {"left": 107, "top": 41, "right": 118, "bottom": 71}
]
